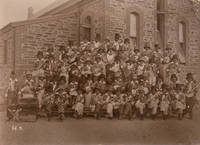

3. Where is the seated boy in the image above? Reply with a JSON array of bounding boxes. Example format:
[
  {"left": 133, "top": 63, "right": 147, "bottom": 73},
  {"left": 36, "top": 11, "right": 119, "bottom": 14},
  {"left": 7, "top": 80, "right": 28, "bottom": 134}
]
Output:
[
  {"left": 19, "top": 72, "right": 35, "bottom": 99},
  {"left": 135, "top": 90, "right": 146, "bottom": 120},
  {"left": 147, "top": 87, "right": 160, "bottom": 120},
  {"left": 160, "top": 85, "right": 171, "bottom": 120},
  {"left": 73, "top": 94, "right": 84, "bottom": 119},
  {"left": 174, "top": 84, "right": 186, "bottom": 120},
  {"left": 7, "top": 104, "right": 22, "bottom": 122}
]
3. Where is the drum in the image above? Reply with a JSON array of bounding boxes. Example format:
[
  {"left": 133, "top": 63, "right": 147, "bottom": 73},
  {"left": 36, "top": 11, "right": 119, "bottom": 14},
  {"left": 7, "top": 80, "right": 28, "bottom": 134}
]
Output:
[{"left": 18, "top": 93, "right": 38, "bottom": 122}]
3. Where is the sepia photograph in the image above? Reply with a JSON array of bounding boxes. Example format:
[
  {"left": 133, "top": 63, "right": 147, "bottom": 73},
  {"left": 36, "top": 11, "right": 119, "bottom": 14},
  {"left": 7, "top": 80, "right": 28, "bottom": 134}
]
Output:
[{"left": 0, "top": 0, "right": 200, "bottom": 144}]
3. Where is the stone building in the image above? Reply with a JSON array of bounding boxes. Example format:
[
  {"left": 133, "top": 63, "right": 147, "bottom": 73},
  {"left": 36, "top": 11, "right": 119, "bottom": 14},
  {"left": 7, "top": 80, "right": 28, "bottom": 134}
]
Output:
[{"left": 0, "top": 0, "right": 200, "bottom": 90}]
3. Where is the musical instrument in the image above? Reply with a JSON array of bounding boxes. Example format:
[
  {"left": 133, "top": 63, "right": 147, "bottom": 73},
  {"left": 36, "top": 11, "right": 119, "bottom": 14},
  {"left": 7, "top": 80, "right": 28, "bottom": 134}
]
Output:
[{"left": 190, "top": 81, "right": 200, "bottom": 92}]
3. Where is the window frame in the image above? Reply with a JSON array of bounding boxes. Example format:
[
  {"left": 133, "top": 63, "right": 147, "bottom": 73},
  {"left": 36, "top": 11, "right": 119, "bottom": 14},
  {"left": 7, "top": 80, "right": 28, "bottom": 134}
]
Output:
[
  {"left": 80, "top": 10, "right": 94, "bottom": 42},
  {"left": 85, "top": 16, "right": 92, "bottom": 26},
  {"left": 130, "top": 13, "right": 139, "bottom": 38},
  {"left": 178, "top": 22, "right": 186, "bottom": 55},
  {"left": 126, "top": 6, "right": 144, "bottom": 50},
  {"left": 176, "top": 18, "right": 189, "bottom": 64}
]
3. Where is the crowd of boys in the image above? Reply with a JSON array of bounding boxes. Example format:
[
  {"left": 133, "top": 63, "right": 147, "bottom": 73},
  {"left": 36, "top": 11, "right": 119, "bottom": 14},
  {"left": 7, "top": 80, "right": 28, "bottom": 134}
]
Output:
[{"left": 5, "top": 34, "right": 199, "bottom": 121}]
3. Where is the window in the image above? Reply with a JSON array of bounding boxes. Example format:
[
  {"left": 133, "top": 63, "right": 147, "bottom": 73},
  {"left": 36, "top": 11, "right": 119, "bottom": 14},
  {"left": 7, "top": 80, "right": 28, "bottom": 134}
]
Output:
[
  {"left": 95, "top": 33, "right": 101, "bottom": 41},
  {"left": 4, "top": 40, "right": 8, "bottom": 64},
  {"left": 68, "top": 40, "right": 74, "bottom": 47},
  {"left": 81, "top": 16, "right": 92, "bottom": 42},
  {"left": 83, "top": 27, "right": 91, "bottom": 42},
  {"left": 130, "top": 13, "right": 139, "bottom": 48},
  {"left": 85, "top": 16, "right": 92, "bottom": 25},
  {"left": 179, "top": 22, "right": 186, "bottom": 56},
  {"left": 130, "top": 13, "right": 137, "bottom": 38}
]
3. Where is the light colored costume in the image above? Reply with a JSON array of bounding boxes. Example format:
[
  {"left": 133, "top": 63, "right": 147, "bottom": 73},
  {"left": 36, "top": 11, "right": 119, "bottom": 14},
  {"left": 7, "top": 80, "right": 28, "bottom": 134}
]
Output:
[
  {"left": 85, "top": 89, "right": 92, "bottom": 107},
  {"left": 107, "top": 102, "right": 114, "bottom": 118},
  {"left": 74, "top": 102, "right": 84, "bottom": 116},
  {"left": 110, "top": 63, "right": 121, "bottom": 78},
  {"left": 60, "top": 65, "right": 69, "bottom": 84},
  {"left": 107, "top": 53, "right": 115, "bottom": 64},
  {"left": 137, "top": 63, "right": 145, "bottom": 76},
  {"left": 6, "top": 78, "right": 18, "bottom": 105},
  {"left": 106, "top": 96, "right": 114, "bottom": 118},
  {"left": 165, "top": 62, "right": 181, "bottom": 84},
  {"left": 93, "top": 62, "right": 104, "bottom": 77},
  {"left": 185, "top": 80, "right": 196, "bottom": 99},
  {"left": 175, "top": 92, "right": 186, "bottom": 114},
  {"left": 135, "top": 99, "right": 146, "bottom": 115},
  {"left": 184, "top": 79, "right": 197, "bottom": 118},
  {"left": 20, "top": 79, "right": 35, "bottom": 99},
  {"left": 160, "top": 94, "right": 170, "bottom": 115},
  {"left": 148, "top": 93, "right": 159, "bottom": 115},
  {"left": 37, "top": 80, "right": 45, "bottom": 109},
  {"left": 148, "top": 65, "right": 157, "bottom": 86},
  {"left": 33, "top": 58, "right": 45, "bottom": 77}
]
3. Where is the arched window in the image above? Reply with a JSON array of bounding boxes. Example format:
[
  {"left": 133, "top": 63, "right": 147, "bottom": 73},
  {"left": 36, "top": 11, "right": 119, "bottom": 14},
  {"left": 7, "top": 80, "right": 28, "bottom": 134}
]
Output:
[
  {"left": 130, "top": 13, "right": 139, "bottom": 48},
  {"left": 81, "top": 15, "right": 92, "bottom": 42},
  {"left": 178, "top": 22, "right": 186, "bottom": 56}
]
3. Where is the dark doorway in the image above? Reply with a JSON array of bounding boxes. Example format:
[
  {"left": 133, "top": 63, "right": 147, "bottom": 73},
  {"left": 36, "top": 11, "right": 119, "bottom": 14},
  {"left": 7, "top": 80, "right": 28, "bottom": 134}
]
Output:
[
  {"left": 83, "top": 27, "right": 91, "bottom": 42},
  {"left": 156, "top": 0, "right": 166, "bottom": 49}
]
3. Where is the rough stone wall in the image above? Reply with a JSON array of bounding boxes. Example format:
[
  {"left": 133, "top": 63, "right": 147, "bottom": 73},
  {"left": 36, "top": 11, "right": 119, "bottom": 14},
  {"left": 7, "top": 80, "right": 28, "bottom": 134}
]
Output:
[
  {"left": 0, "top": 28, "right": 14, "bottom": 91},
  {"left": 79, "top": 0, "right": 105, "bottom": 41},
  {"left": 14, "top": 0, "right": 105, "bottom": 71},
  {"left": 15, "top": 11, "right": 79, "bottom": 70},
  {"left": 0, "top": 29, "right": 14, "bottom": 66},
  {"left": 167, "top": 0, "right": 200, "bottom": 81},
  {"left": 0, "top": 0, "right": 200, "bottom": 87},
  {"left": 106, "top": 0, "right": 200, "bottom": 81},
  {"left": 0, "top": 0, "right": 106, "bottom": 90},
  {"left": 105, "top": 0, "right": 156, "bottom": 48}
]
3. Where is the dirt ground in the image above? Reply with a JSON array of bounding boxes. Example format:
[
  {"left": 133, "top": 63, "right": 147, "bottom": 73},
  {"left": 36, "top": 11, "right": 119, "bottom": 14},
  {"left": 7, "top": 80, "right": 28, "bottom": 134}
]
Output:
[{"left": 0, "top": 109, "right": 200, "bottom": 145}]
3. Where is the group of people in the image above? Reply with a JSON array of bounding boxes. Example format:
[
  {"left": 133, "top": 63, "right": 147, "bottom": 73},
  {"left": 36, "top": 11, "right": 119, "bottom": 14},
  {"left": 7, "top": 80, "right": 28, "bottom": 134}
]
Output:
[{"left": 5, "top": 34, "right": 199, "bottom": 122}]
